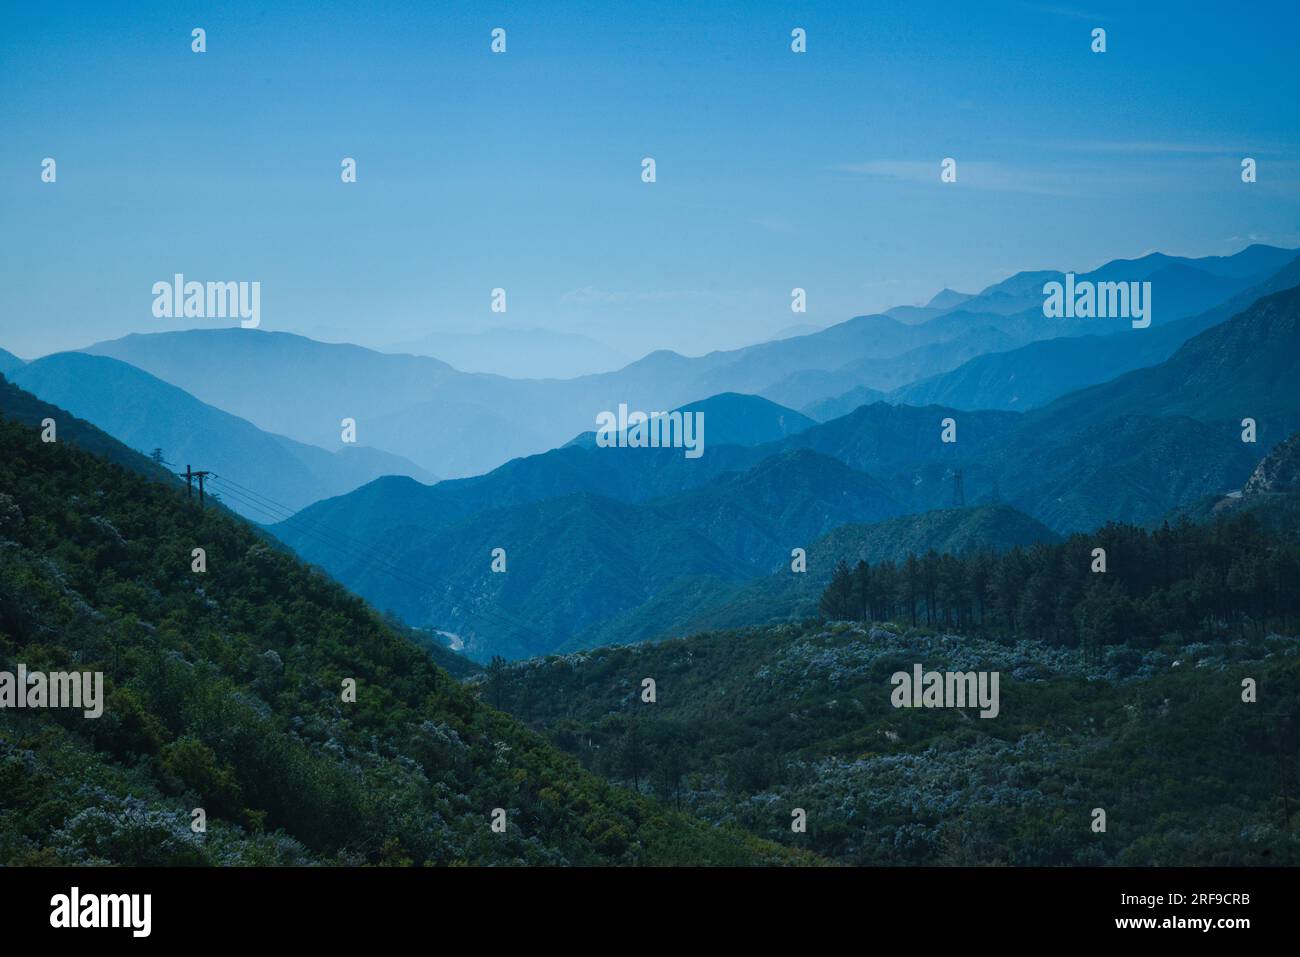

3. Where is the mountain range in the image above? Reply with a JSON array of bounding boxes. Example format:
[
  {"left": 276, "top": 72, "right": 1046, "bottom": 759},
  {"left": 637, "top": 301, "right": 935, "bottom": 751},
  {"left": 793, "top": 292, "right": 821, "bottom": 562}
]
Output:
[
  {"left": 77, "top": 244, "right": 1296, "bottom": 480},
  {"left": 267, "top": 280, "right": 1300, "bottom": 660},
  {"left": 4, "top": 242, "right": 1296, "bottom": 662}
]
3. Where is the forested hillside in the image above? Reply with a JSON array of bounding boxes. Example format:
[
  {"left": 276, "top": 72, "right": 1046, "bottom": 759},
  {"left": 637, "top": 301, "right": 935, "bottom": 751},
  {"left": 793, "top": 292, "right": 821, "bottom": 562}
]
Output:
[
  {"left": 0, "top": 390, "right": 807, "bottom": 866},
  {"left": 494, "top": 447, "right": 1300, "bottom": 865},
  {"left": 497, "top": 613, "right": 1300, "bottom": 865}
]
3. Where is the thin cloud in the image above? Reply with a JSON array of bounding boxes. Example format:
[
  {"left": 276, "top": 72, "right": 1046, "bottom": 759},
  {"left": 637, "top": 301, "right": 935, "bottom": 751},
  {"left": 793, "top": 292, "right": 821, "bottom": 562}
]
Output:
[
  {"left": 746, "top": 215, "right": 799, "bottom": 235},
  {"left": 831, "top": 159, "right": 1071, "bottom": 196}
]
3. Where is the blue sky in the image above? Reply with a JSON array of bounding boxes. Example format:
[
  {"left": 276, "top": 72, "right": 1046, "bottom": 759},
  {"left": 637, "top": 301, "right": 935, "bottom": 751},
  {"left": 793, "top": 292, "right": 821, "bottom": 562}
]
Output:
[{"left": 2, "top": 0, "right": 1298, "bottom": 361}]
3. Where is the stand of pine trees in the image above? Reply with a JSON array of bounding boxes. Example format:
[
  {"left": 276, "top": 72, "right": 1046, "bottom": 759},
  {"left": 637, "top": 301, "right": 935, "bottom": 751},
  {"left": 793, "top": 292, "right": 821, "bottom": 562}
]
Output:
[{"left": 819, "top": 511, "right": 1300, "bottom": 658}]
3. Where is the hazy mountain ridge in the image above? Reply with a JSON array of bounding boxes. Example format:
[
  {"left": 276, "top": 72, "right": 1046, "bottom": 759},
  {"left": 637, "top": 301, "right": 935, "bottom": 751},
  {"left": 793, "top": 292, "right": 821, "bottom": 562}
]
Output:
[
  {"left": 9, "top": 352, "right": 435, "bottom": 518},
  {"left": 1023, "top": 283, "right": 1300, "bottom": 444},
  {"left": 0, "top": 373, "right": 176, "bottom": 484},
  {"left": 0, "top": 349, "right": 24, "bottom": 377},
  {"left": 889, "top": 252, "right": 1300, "bottom": 412},
  {"left": 55, "top": 245, "right": 1300, "bottom": 662},
  {"left": 79, "top": 245, "right": 1291, "bottom": 479}
]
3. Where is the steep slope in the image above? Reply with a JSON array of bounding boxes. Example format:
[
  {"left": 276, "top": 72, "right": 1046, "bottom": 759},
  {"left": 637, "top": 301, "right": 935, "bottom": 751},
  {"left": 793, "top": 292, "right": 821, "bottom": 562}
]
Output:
[
  {"left": 0, "top": 398, "right": 803, "bottom": 866},
  {"left": 686, "top": 309, "right": 1004, "bottom": 399},
  {"left": 926, "top": 288, "right": 976, "bottom": 309},
  {"left": 1028, "top": 284, "right": 1300, "bottom": 445},
  {"left": 890, "top": 327, "right": 1177, "bottom": 412},
  {"left": 992, "top": 415, "right": 1257, "bottom": 532},
  {"left": 276, "top": 378, "right": 1255, "bottom": 657},
  {"left": 11, "top": 353, "right": 434, "bottom": 518}
]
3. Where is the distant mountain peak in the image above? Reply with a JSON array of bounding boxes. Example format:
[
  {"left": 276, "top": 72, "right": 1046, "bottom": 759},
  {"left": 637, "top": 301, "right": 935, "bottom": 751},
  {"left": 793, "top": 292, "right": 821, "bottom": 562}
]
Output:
[{"left": 924, "top": 288, "right": 974, "bottom": 310}]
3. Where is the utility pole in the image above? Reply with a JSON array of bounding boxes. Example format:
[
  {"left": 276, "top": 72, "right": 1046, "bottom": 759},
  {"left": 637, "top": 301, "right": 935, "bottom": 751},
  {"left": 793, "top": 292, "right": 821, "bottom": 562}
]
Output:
[
  {"left": 180, "top": 465, "right": 213, "bottom": 508},
  {"left": 953, "top": 469, "right": 965, "bottom": 508},
  {"left": 151, "top": 448, "right": 164, "bottom": 465}
]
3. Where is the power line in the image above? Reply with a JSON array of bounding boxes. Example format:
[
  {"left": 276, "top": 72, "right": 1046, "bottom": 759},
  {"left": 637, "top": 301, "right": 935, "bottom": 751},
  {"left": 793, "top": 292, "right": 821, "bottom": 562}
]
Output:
[
  {"left": 208, "top": 482, "right": 432, "bottom": 590},
  {"left": 178, "top": 464, "right": 214, "bottom": 507}
]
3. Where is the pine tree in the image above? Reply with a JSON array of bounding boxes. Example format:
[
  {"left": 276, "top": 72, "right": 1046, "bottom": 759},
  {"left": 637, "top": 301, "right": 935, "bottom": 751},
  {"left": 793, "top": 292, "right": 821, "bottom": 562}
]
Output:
[
  {"left": 820, "top": 559, "right": 855, "bottom": 620},
  {"left": 852, "top": 560, "right": 872, "bottom": 622}
]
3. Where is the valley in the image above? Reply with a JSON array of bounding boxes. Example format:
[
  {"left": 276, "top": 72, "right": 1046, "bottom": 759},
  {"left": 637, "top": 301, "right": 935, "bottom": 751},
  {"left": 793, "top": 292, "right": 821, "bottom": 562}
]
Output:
[{"left": 3, "top": 241, "right": 1298, "bottom": 870}]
